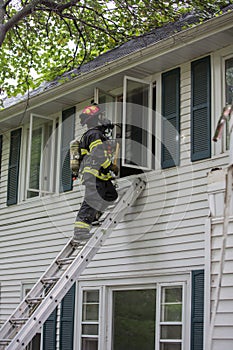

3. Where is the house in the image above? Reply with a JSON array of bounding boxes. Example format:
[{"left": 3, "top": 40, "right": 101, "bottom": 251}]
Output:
[{"left": 0, "top": 4, "right": 233, "bottom": 350}]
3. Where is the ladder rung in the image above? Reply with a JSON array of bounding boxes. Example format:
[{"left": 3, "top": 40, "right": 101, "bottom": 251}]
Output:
[
  {"left": 41, "top": 276, "right": 59, "bottom": 284},
  {"left": 10, "top": 318, "right": 28, "bottom": 324},
  {"left": 56, "top": 257, "right": 75, "bottom": 265},
  {"left": 26, "top": 297, "right": 44, "bottom": 304},
  {"left": 0, "top": 339, "right": 11, "bottom": 344}
]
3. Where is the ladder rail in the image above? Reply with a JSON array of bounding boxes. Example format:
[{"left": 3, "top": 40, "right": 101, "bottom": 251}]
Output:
[{"left": 0, "top": 178, "right": 146, "bottom": 350}]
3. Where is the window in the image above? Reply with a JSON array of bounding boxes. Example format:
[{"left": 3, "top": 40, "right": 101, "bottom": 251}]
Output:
[
  {"left": 191, "top": 56, "right": 211, "bottom": 161},
  {"left": 159, "top": 286, "right": 183, "bottom": 350},
  {"left": 7, "top": 128, "right": 22, "bottom": 205},
  {"left": 225, "top": 57, "right": 233, "bottom": 149},
  {"left": 25, "top": 107, "right": 75, "bottom": 198},
  {"left": 112, "top": 289, "right": 156, "bottom": 350},
  {"left": 26, "top": 114, "right": 58, "bottom": 198},
  {"left": 81, "top": 289, "right": 100, "bottom": 350},
  {"left": 161, "top": 68, "right": 180, "bottom": 169},
  {"left": 122, "top": 76, "right": 153, "bottom": 170}
]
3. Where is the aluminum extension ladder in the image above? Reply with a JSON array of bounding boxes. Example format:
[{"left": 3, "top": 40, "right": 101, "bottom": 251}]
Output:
[{"left": 0, "top": 177, "right": 146, "bottom": 350}]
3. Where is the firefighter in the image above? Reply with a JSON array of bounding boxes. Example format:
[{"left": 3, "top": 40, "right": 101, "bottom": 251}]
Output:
[{"left": 73, "top": 104, "right": 118, "bottom": 242}]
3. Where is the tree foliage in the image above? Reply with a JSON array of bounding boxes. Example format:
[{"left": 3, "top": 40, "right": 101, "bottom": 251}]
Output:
[{"left": 0, "top": 0, "right": 230, "bottom": 98}]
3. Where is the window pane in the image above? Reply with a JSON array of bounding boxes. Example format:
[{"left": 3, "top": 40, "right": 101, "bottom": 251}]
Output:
[
  {"left": 161, "top": 304, "right": 182, "bottom": 322},
  {"left": 82, "top": 338, "right": 98, "bottom": 350},
  {"left": 82, "top": 304, "right": 99, "bottom": 321},
  {"left": 28, "top": 128, "right": 42, "bottom": 198},
  {"left": 82, "top": 324, "right": 98, "bottom": 335},
  {"left": 160, "top": 342, "right": 181, "bottom": 350},
  {"left": 164, "top": 287, "right": 182, "bottom": 303},
  {"left": 112, "top": 289, "right": 156, "bottom": 350},
  {"left": 161, "top": 325, "right": 182, "bottom": 339},
  {"left": 83, "top": 290, "right": 99, "bottom": 303}
]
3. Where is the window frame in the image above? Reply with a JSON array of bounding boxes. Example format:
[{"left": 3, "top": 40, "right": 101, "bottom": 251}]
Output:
[
  {"left": 26, "top": 113, "right": 57, "bottom": 198},
  {"left": 122, "top": 75, "right": 153, "bottom": 171},
  {"left": 77, "top": 286, "right": 103, "bottom": 350},
  {"left": 77, "top": 276, "right": 190, "bottom": 350},
  {"left": 156, "top": 282, "right": 186, "bottom": 350},
  {"left": 223, "top": 55, "right": 233, "bottom": 151}
]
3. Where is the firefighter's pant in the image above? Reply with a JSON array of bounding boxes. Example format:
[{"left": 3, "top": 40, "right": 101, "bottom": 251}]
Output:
[{"left": 75, "top": 174, "right": 118, "bottom": 231}]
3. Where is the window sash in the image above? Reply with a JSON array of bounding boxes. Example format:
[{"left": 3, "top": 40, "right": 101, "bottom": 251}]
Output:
[
  {"left": 225, "top": 57, "right": 233, "bottom": 150},
  {"left": 80, "top": 289, "right": 100, "bottom": 349},
  {"left": 157, "top": 284, "right": 185, "bottom": 350},
  {"left": 26, "top": 113, "right": 56, "bottom": 197},
  {"left": 122, "top": 76, "right": 153, "bottom": 170}
]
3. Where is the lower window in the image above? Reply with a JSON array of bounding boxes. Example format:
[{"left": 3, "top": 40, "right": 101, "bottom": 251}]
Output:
[{"left": 79, "top": 284, "right": 184, "bottom": 350}]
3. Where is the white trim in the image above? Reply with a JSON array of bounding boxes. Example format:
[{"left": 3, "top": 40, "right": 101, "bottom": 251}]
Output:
[
  {"left": 204, "top": 218, "right": 211, "bottom": 350},
  {"left": 156, "top": 282, "right": 186, "bottom": 350}
]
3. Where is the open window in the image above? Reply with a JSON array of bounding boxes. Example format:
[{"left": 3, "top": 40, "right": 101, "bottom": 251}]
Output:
[
  {"left": 122, "top": 76, "right": 153, "bottom": 171},
  {"left": 26, "top": 114, "right": 58, "bottom": 198},
  {"left": 225, "top": 57, "right": 233, "bottom": 150}
]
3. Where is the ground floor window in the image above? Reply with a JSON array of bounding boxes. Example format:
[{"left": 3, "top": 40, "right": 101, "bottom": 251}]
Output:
[{"left": 77, "top": 278, "right": 192, "bottom": 350}]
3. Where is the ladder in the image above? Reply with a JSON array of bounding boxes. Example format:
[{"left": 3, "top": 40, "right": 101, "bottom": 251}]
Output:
[{"left": 0, "top": 177, "right": 146, "bottom": 350}]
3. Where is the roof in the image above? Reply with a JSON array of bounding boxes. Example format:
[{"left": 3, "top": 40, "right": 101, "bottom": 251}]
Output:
[{"left": 2, "top": 4, "right": 233, "bottom": 110}]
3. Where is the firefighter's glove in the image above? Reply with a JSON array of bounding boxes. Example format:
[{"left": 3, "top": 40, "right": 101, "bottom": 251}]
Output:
[{"left": 110, "top": 163, "right": 119, "bottom": 176}]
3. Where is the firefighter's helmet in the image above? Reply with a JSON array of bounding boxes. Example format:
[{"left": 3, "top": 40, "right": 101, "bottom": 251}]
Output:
[{"left": 79, "top": 104, "right": 102, "bottom": 126}]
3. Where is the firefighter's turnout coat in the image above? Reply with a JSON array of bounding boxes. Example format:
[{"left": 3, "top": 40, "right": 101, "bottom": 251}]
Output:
[{"left": 74, "top": 126, "right": 118, "bottom": 232}]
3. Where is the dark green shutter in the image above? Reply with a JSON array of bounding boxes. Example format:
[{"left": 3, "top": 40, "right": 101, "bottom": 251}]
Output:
[
  {"left": 60, "top": 107, "right": 75, "bottom": 192},
  {"left": 191, "top": 270, "right": 204, "bottom": 350},
  {"left": 161, "top": 68, "right": 180, "bottom": 168},
  {"left": 60, "top": 284, "right": 76, "bottom": 350},
  {"left": 7, "top": 129, "right": 21, "bottom": 206},
  {"left": 43, "top": 308, "right": 57, "bottom": 350},
  {"left": 191, "top": 56, "right": 211, "bottom": 161}
]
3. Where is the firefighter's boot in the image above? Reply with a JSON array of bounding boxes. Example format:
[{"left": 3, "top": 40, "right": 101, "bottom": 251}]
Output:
[
  {"left": 73, "top": 221, "right": 92, "bottom": 242},
  {"left": 72, "top": 227, "right": 92, "bottom": 242}
]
